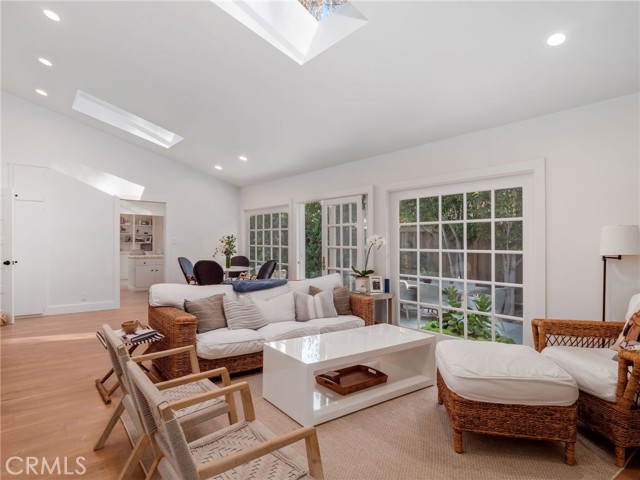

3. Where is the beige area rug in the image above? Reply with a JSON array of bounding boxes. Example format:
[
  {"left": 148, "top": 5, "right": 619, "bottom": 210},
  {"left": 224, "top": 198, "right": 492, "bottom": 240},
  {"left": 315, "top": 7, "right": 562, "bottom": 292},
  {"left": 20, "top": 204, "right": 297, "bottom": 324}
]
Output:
[{"left": 186, "top": 373, "right": 624, "bottom": 480}]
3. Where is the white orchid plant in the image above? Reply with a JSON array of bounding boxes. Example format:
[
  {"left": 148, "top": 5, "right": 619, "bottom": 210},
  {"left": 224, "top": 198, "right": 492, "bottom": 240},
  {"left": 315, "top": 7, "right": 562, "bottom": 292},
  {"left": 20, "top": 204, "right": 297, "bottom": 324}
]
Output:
[{"left": 351, "top": 234, "right": 386, "bottom": 277}]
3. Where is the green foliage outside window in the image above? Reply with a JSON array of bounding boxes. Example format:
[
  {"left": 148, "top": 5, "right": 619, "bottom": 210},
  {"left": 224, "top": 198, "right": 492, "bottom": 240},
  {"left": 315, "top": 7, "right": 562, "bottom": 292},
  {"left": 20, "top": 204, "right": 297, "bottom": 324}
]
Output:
[
  {"left": 421, "top": 286, "right": 515, "bottom": 344},
  {"left": 305, "top": 202, "right": 322, "bottom": 278}
]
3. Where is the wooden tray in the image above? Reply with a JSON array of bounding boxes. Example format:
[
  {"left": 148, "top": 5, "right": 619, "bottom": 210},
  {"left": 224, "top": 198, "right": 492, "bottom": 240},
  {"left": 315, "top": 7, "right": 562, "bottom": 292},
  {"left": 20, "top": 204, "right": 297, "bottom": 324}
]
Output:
[{"left": 315, "top": 365, "right": 388, "bottom": 395}]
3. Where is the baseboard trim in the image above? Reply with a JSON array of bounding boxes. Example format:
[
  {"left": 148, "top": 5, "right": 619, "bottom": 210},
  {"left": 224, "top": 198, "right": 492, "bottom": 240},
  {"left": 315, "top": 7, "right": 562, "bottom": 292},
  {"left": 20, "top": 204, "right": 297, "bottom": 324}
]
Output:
[{"left": 45, "top": 301, "right": 117, "bottom": 316}]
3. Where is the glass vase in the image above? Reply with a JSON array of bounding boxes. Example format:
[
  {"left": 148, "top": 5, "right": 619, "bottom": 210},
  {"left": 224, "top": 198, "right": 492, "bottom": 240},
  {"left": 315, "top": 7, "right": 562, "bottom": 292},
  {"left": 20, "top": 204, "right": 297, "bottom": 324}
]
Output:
[{"left": 226, "top": 255, "right": 231, "bottom": 269}]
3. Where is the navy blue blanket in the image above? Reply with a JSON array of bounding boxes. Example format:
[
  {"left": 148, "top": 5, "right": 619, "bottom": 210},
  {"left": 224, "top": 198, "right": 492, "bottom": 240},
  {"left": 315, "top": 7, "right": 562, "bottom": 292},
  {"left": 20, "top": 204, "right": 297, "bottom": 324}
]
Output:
[{"left": 222, "top": 279, "right": 287, "bottom": 292}]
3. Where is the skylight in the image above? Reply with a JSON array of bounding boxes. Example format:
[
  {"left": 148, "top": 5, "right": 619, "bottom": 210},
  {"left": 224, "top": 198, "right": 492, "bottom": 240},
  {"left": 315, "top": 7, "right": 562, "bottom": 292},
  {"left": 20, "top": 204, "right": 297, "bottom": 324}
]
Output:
[
  {"left": 213, "top": 0, "right": 367, "bottom": 65},
  {"left": 71, "top": 90, "right": 184, "bottom": 149},
  {"left": 298, "top": 0, "right": 347, "bottom": 22}
]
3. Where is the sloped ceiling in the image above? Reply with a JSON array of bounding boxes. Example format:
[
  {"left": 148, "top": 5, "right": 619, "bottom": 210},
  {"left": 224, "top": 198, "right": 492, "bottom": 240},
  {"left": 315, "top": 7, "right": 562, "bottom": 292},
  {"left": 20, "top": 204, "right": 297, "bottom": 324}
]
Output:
[{"left": 2, "top": 1, "right": 638, "bottom": 187}]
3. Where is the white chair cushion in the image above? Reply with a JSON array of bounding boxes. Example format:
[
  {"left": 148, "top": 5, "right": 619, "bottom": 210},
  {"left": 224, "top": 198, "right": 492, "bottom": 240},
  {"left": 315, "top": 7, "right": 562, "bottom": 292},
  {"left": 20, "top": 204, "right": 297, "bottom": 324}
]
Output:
[
  {"left": 252, "top": 291, "right": 296, "bottom": 323},
  {"left": 287, "top": 273, "right": 343, "bottom": 295},
  {"left": 149, "top": 283, "right": 238, "bottom": 309},
  {"left": 541, "top": 346, "right": 618, "bottom": 403},
  {"left": 436, "top": 340, "right": 578, "bottom": 406},
  {"left": 307, "top": 315, "right": 365, "bottom": 334},
  {"left": 258, "top": 322, "right": 319, "bottom": 342},
  {"left": 196, "top": 328, "right": 264, "bottom": 360}
]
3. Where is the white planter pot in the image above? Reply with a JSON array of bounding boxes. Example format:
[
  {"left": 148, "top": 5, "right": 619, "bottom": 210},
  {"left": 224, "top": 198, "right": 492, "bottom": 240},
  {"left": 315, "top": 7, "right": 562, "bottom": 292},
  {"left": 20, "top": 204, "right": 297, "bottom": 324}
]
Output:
[{"left": 354, "top": 276, "right": 369, "bottom": 293}]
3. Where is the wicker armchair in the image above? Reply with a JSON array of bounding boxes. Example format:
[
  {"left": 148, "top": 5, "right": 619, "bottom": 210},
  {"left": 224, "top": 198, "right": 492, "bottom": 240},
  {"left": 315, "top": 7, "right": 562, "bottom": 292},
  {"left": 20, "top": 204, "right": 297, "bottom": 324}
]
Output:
[{"left": 532, "top": 318, "right": 640, "bottom": 466}]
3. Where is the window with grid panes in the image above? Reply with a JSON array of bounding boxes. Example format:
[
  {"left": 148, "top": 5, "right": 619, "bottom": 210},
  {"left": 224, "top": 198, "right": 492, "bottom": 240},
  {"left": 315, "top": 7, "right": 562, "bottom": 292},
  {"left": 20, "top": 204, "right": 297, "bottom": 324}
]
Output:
[
  {"left": 248, "top": 211, "right": 289, "bottom": 277},
  {"left": 396, "top": 187, "right": 524, "bottom": 344}
]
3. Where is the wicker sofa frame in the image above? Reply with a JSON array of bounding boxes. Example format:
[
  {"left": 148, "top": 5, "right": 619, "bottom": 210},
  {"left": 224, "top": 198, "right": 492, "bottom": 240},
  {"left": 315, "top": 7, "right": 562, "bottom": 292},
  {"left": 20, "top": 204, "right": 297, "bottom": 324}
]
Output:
[
  {"left": 147, "top": 293, "right": 375, "bottom": 380},
  {"left": 436, "top": 371, "right": 577, "bottom": 465},
  {"left": 532, "top": 318, "right": 640, "bottom": 467}
]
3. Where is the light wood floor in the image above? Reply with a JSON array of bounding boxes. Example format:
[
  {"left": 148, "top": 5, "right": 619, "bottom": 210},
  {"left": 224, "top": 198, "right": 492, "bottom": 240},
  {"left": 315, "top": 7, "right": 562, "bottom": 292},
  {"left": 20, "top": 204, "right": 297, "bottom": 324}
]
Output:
[{"left": 1, "top": 288, "right": 638, "bottom": 479}]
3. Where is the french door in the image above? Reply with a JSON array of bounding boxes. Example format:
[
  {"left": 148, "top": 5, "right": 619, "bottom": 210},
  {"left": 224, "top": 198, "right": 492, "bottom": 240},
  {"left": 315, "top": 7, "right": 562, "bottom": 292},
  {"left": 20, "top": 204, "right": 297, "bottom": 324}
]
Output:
[
  {"left": 321, "top": 196, "right": 364, "bottom": 290},
  {"left": 390, "top": 174, "right": 533, "bottom": 345}
]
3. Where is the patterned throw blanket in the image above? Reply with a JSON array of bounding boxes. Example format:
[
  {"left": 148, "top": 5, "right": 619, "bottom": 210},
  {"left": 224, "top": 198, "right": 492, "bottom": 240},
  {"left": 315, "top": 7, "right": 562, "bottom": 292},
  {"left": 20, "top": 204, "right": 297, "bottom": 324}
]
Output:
[{"left": 222, "top": 279, "right": 287, "bottom": 292}]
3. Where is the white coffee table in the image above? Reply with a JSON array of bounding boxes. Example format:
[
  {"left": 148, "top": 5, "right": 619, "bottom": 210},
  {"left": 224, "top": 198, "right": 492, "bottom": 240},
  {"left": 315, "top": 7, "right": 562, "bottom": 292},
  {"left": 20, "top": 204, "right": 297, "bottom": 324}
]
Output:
[{"left": 262, "top": 324, "right": 435, "bottom": 426}]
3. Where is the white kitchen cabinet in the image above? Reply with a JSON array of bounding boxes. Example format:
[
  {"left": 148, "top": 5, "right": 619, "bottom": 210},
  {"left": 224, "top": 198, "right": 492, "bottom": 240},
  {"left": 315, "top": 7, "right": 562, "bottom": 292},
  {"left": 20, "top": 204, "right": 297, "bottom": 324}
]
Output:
[{"left": 127, "top": 256, "right": 164, "bottom": 291}]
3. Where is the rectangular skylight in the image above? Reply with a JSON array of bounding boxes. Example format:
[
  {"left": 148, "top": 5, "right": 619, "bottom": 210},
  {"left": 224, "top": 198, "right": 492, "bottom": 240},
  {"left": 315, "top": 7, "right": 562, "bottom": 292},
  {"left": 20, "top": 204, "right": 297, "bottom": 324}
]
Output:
[
  {"left": 298, "top": 0, "right": 347, "bottom": 22},
  {"left": 72, "top": 90, "right": 183, "bottom": 149}
]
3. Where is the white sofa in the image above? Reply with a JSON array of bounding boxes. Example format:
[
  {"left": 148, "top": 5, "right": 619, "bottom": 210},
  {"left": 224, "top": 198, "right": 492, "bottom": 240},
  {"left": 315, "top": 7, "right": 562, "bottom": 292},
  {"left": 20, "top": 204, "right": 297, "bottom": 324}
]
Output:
[{"left": 147, "top": 273, "right": 373, "bottom": 379}]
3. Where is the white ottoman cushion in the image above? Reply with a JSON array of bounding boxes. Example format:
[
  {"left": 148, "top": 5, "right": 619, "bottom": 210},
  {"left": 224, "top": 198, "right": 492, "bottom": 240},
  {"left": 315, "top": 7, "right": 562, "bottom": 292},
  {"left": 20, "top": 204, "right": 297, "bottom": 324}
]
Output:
[
  {"left": 436, "top": 340, "right": 578, "bottom": 406},
  {"left": 541, "top": 346, "right": 618, "bottom": 403}
]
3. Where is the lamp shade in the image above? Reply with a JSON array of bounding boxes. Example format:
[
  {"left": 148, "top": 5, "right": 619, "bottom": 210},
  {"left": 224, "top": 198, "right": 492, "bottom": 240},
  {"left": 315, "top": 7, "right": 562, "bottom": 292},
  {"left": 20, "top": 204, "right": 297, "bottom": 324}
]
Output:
[{"left": 600, "top": 225, "right": 640, "bottom": 256}]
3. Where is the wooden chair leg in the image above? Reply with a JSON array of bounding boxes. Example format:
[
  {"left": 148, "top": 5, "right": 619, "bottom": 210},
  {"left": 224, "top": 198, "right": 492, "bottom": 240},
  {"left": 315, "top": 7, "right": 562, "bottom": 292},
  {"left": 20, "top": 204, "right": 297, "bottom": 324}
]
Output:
[
  {"left": 118, "top": 434, "right": 149, "bottom": 480},
  {"left": 564, "top": 441, "right": 575, "bottom": 466},
  {"left": 453, "top": 429, "right": 463, "bottom": 454},
  {"left": 93, "top": 400, "right": 125, "bottom": 450},
  {"left": 615, "top": 445, "right": 626, "bottom": 467}
]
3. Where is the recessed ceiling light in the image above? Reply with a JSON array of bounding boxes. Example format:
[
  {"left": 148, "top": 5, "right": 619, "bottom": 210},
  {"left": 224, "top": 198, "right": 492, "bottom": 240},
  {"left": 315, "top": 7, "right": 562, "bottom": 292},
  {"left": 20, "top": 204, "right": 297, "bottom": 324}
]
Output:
[
  {"left": 214, "top": 165, "right": 223, "bottom": 170},
  {"left": 238, "top": 156, "right": 248, "bottom": 161},
  {"left": 72, "top": 90, "right": 184, "bottom": 149},
  {"left": 547, "top": 33, "right": 566, "bottom": 47},
  {"left": 38, "top": 57, "right": 53, "bottom": 67},
  {"left": 35, "top": 89, "right": 48, "bottom": 96},
  {"left": 43, "top": 9, "right": 61, "bottom": 22}
]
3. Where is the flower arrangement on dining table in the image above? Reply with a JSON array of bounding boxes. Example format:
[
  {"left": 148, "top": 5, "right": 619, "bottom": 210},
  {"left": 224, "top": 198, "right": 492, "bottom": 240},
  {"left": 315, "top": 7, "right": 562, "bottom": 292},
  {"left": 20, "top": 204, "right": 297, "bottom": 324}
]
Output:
[
  {"left": 351, "top": 233, "right": 386, "bottom": 278},
  {"left": 216, "top": 234, "right": 237, "bottom": 268}
]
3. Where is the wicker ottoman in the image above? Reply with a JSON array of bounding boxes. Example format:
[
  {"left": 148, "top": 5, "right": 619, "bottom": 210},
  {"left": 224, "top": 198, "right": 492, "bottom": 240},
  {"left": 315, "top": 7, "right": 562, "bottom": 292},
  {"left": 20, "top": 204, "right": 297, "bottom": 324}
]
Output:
[{"left": 436, "top": 340, "right": 579, "bottom": 465}]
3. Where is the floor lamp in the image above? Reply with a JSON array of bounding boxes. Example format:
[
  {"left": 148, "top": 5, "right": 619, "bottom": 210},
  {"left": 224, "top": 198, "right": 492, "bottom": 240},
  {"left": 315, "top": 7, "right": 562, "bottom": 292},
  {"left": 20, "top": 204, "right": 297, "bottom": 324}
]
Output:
[{"left": 600, "top": 225, "right": 640, "bottom": 321}]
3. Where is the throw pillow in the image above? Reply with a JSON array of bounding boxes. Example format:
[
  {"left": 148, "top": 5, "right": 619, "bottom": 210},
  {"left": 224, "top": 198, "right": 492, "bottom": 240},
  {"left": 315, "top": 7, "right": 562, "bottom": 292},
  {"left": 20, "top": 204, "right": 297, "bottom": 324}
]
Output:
[
  {"left": 184, "top": 294, "right": 226, "bottom": 333},
  {"left": 223, "top": 296, "right": 268, "bottom": 330},
  {"left": 611, "top": 300, "right": 640, "bottom": 351},
  {"left": 252, "top": 291, "right": 296, "bottom": 323},
  {"left": 309, "top": 286, "right": 352, "bottom": 315},
  {"left": 294, "top": 289, "right": 337, "bottom": 322}
]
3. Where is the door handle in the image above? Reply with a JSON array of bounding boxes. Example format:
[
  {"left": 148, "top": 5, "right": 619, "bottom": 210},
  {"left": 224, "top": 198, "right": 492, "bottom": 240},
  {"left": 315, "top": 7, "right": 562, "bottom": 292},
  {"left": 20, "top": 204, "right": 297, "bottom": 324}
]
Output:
[{"left": 3, "top": 261, "right": 10, "bottom": 266}]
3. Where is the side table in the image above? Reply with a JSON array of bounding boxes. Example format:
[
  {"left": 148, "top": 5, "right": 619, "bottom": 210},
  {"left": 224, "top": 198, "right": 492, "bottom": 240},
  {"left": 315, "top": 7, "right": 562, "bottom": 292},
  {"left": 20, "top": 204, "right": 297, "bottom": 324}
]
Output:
[
  {"left": 94, "top": 327, "right": 164, "bottom": 404},
  {"left": 351, "top": 292, "right": 395, "bottom": 325}
]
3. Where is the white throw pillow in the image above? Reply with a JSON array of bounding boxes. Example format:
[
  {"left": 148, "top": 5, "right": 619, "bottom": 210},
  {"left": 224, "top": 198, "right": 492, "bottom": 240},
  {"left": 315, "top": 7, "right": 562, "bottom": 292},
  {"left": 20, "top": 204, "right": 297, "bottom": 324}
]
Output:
[
  {"left": 252, "top": 291, "right": 296, "bottom": 323},
  {"left": 294, "top": 289, "right": 337, "bottom": 322}
]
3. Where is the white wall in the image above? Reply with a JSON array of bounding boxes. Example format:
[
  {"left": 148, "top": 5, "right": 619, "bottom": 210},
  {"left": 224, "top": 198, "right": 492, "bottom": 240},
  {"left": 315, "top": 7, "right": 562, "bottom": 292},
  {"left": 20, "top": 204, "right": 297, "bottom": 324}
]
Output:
[
  {"left": 241, "top": 94, "right": 640, "bottom": 322},
  {"left": 1, "top": 92, "right": 239, "bottom": 315}
]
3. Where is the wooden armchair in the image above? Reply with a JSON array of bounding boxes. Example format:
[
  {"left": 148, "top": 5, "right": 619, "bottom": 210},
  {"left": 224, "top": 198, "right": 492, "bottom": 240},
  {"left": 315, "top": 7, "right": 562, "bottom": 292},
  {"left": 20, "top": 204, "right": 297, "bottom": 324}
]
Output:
[
  {"left": 532, "top": 318, "right": 640, "bottom": 466},
  {"left": 126, "top": 361, "right": 324, "bottom": 480}
]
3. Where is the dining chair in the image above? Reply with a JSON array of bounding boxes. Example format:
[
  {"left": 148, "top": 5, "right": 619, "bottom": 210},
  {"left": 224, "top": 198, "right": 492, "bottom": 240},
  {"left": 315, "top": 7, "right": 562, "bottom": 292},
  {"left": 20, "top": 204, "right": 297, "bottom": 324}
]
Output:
[
  {"left": 193, "top": 260, "right": 224, "bottom": 285},
  {"left": 256, "top": 259, "right": 277, "bottom": 279},
  {"left": 94, "top": 325, "right": 238, "bottom": 480},
  {"left": 229, "top": 255, "right": 250, "bottom": 278},
  {"left": 178, "top": 257, "right": 197, "bottom": 284},
  {"left": 126, "top": 360, "right": 325, "bottom": 480}
]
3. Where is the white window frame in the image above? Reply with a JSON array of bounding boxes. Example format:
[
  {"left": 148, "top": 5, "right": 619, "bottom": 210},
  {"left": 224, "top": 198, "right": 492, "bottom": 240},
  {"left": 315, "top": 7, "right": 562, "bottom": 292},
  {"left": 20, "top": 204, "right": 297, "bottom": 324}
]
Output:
[
  {"left": 244, "top": 205, "right": 290, "bottom": 277},
  {"left": 382, "top": 159, "right": 545, "bottom": 347}
]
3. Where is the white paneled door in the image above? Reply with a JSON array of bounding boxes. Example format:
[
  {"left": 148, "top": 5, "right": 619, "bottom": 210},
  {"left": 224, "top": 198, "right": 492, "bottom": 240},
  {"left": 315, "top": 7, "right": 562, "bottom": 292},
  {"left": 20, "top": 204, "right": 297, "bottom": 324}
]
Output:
[
  {"left": 1, "top": 189, "right": 15, "bottom": 323},
  {"left": 321, "top": 196, "right": 364, "bottom": 290},
  {"left": 14, "top": 200, "right": 46, "bottom": 316}
]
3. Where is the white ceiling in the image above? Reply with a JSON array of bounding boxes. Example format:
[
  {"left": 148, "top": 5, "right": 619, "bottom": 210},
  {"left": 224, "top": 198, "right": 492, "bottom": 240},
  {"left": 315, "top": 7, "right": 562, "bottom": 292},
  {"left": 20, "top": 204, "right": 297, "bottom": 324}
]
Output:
[{"left": 2, "top": 1, "right": 638, "bottom": 187}]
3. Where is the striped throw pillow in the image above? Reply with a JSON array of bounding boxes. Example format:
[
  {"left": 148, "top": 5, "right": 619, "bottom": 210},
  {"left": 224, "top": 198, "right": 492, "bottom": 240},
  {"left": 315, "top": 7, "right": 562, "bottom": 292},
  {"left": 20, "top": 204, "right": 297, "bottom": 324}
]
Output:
[
  {"left": 295, "top": 289, "right": 337, "bottom": 321},
  {"left": 223, "top": 296, "right": 268, "bottom": 330},
  {"left": 309, "top": 286, "right": 352, "bottom": 315}
]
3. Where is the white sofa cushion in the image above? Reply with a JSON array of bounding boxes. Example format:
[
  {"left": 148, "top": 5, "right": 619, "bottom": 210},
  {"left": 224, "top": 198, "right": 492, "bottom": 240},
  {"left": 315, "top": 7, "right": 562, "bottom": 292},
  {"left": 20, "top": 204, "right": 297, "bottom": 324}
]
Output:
[
  {"left": 149, "top": 283, "right": 237, "bottom": 308},
  {"left": 436, "top": 340, "right": 579, "bottom": 406},
  {"left": 258, "top": 322, "right": 320, "bottom": 342},
  {"left": 541, "top": 346, "right": 618, "bottom": 403},
  {"left": 239, "top": 284, "right": 290, "bottom": 301},
  {"left": 196, "top": 328, "right": 264, "bottom": 360},
  {"left": 288, "top": 273, "right": 343, "bottom": 295},
  {"left": 252, "top": 291, "right": 296, "bottom": 323},
  {"left": 308, "top": 315, "right": 365, "bottom": 334}
]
